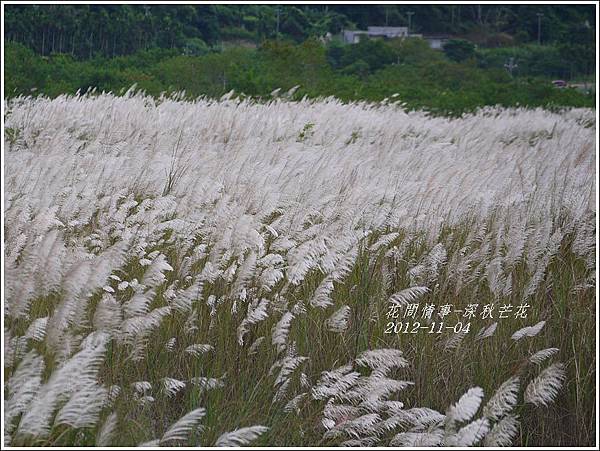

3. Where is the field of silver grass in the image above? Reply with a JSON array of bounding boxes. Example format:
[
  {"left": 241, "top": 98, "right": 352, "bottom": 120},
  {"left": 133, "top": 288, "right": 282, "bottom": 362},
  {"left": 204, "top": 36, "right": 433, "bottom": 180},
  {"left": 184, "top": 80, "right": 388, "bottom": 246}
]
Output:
[{"left": 3, "top": 92, "right": 596, "bottom": 447}]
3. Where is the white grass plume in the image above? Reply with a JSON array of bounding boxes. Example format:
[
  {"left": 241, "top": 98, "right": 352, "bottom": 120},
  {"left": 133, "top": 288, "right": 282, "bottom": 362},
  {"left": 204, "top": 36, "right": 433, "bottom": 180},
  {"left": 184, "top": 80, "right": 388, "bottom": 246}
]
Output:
[
  {"left": 511, "top": 321, "right": 546, "bottom": 341},
  {"left": 16, "top": 332, "right": 109, "bottom": 438},
  {"left": 482, "top": 376, "right": 520, "bottom": 421},
  {"left": 160, "top": 407, "right": 206, "bottom": 444},
  {"left": 310, "top": 276, "right": 335, "bottom": 308},
  {"left": 272, "top": 311, "right": 294, "bottom": 354},
  {"left": 355, "top": 349, "right": 408, "bottom": 371},
  {"left": 172, "top": 278, "right": 203, "bottom": 313},
  {"left": 161, "top": 377, "right": 187, "bottom": 397},
  {"left": 388, "top": 286, "right": 429, "bottom": 306},
  {"left": 190, "top": 376, "right": 226, "bottom": 392},
  {"left": 96, "top": 412, "right": 118, "bottom": 447},
  {"left": 446, "top": 387, "right": 484, "bottom": 424},
  {"left": 284, "top": 393, "right": 307, "bottom": 414},
  {"left": 25, "top": 317, "right": 48, "bottom": 342},
  {"left": 185, "top": 343, "right": 214, "bottom": 357},
  {"left": 327, "top": 305, "right": 351, "bottom": 333},
  {"left": 4, "top": 350, "right": 44, "bottom": 439},
  {"left": 529, "top": 347, "right": 559, "bottom": 365},
  {"left": 484, "top": 414, "right": 520, "bottom": 447},
  {"left": 475, "top": 322, "right": 497, "bottom": 341},
  {"left": 312, "top": 364, "right": 361, "bottom": 400},
  {"left": 445, "top": 418, "right": 490, "bottom": 446},
  {"left": 54, "top": 384, "right": 108, "bottom": 428},
  {"left": 214, "top": 425, "right": 269, "bottom": 446},
  {"left": 390, "top": 429, "right": 443, "bottom": 446},
  {"left": 524, "top": 363, "right": 566, "bottom": 407}
]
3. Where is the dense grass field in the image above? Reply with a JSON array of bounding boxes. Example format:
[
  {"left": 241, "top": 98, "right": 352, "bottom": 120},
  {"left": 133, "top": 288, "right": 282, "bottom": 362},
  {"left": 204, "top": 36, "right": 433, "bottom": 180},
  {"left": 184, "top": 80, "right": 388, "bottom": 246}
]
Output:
[{"left": 3, "top": 92, "right": 596, "bottom": 447}]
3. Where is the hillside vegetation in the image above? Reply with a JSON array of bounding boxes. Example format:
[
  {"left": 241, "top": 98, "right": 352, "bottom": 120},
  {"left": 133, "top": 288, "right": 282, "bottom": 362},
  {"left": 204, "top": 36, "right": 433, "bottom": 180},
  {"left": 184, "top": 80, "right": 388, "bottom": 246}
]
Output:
[{"left": 4, "top": 4, "right": 596, "bottom": 114}]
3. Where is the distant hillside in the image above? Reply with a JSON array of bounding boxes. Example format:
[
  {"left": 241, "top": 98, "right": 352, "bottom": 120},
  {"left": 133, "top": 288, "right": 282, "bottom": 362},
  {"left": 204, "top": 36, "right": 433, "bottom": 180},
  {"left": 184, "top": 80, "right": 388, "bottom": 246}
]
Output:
[{"left": 4, "top": 4, "right": 595, "bottom": 59}]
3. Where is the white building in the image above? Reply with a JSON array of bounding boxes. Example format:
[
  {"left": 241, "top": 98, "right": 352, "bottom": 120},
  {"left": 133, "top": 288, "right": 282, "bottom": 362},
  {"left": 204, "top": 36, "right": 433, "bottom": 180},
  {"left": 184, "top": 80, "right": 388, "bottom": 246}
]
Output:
[
  {"left": 366, "top": 26, "right": 409, "bottom": 38},
  {"left": 342, "top": 27, "right": 451, "bottom": 50},
  {"left": 422, "top": 34, "right": 451, "bottom": 50},
  {"left": 342, "top": 26, "right": 409, "bottom": 44}
]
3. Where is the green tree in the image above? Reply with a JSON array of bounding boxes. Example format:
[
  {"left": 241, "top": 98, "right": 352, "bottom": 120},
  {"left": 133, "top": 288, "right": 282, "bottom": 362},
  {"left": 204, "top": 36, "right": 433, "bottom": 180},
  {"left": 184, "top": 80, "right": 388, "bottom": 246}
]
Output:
[
  {"left": 444, "top": 39, "right": 476, "bottom": 62},
  {"left": 339, "top": 38, "right": 396, "bottom": 72},
  {"left": 389, "top": 37, "right": 442, "bottom": 65},
  {"left": 182, "top": 38, "right": 210, "bottom": 56}
]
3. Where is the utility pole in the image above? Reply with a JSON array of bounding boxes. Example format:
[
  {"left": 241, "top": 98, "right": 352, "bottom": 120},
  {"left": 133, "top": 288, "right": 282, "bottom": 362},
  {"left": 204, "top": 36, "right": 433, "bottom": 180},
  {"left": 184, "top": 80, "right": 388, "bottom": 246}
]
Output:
[
  {"left": 536, "top": 13, "right": 544, "bottom": 45},
  {"left": 407, "top": 11, "right": 414, "bottom": 36},
  {"left": 504, "top": 57, "right": 518, "bottom": 77},
  {"left": 276, "top": 6, "right": 280, "bottom": 39}
]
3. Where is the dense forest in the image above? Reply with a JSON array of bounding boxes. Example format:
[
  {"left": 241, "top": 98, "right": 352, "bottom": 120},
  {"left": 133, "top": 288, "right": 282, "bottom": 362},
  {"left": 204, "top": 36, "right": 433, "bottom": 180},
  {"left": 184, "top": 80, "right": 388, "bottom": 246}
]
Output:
[
  {"left": 4, "top": 4, "right": 595, "bottom": 57},
  {"left": 3, "top": 4, "right": 596, "bottom": 114}
]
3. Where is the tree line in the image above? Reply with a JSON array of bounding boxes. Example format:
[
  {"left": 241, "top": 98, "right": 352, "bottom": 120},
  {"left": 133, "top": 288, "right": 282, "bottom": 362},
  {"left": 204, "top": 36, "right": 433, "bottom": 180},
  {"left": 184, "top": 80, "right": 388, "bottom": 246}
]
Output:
[
  {"left": 4, "top": 4, "right": 595, "bottom": 59},
  {"left": 5, "top": 38, "right": 594, "bottom": 117}
]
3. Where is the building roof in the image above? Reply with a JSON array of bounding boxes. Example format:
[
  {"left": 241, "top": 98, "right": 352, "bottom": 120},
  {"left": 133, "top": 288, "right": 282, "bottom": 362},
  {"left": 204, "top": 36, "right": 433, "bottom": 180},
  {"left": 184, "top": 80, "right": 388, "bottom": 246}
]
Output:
[{"left": 367, "top": 26, "right": 408, "bottom": 33}]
